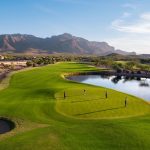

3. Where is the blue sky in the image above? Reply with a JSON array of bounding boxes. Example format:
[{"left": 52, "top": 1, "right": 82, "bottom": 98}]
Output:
[{"left": 0, "top": 0, "right": 150, "bottom": 54}]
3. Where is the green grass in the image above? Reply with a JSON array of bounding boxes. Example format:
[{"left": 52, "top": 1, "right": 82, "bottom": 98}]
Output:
[
  {"left": 56, "top": 88, "right": 149, "bottom": 119},
  {"left": 0, "top": 62, "right": 150, "bottom": 150}
]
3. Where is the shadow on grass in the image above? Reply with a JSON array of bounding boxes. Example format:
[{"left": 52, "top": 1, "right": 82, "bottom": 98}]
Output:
[
  {"left": 71, "top": 97, "right": 105, "bottom": 103},
  {"left": 56, "top": 94, "right": 85, "bottom": 100},
  {"left": 74, "top": 106, "right": 125, "bottom": 116},
  {"left": 55, "top": 94, "right": 106, "bottom": 103}
]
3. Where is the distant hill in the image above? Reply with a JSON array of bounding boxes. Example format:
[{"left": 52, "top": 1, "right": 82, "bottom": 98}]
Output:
[
  {"left": 139, "top": 54, "right": 150, "bottom": 59},
  {"left": 0, "top": 33, "right": 136, "bottom": 55}
]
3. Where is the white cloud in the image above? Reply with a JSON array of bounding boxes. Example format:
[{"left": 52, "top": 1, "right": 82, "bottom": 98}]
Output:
[
  {"left": 140, "top": 12, "right": 150, "bottom": 20},
  {"left": 35, "top": 5, "right": 58, "bottom": 15},
  {"left": 122, "top": 3, "right": 137, "bottom": 9},
  {"left": 109, "top": 12, "right": 150, "bottom": 54},
  {"left": 108, "top": 35, "right": 150, "bottom": 54},
  {"left": 122, "top": 12, "right": 131, "bottom": 18},
  {"left": 112, "top": 12, "right": 150, "bottom": 34},
  {"left": 52, "top": 0, "right": 90, "bottom": 5}
]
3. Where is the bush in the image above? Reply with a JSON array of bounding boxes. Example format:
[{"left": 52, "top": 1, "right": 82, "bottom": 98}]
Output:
[{"left": 26, "top": 61, "right": 33, "bottom": 67}]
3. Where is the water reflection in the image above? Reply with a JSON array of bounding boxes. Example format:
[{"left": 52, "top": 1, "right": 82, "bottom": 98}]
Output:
[
  {"left": 111, "top": 76, "right": 121, "bottom": 84},
  {"left": 69, "top": 75, "right": 150, "bottom": 101},
  {"left": 139, "top": 79, "right": 149, "bottom": 87}
]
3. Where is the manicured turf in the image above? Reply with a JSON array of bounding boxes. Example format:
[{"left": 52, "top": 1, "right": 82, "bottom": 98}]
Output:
[
  {"left": 56, "top": 88, "right": 149, "bottom": 119},
  {"left": 0, "top": 62, "right": 150, "bottom": 150}
]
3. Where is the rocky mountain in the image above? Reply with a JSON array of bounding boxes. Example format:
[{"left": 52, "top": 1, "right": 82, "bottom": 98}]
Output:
[
  {"left": 115, "top": 49, "right": 136, "bottom": 55},
  {"left": 0, "top": 33, "right": 136, "bottom": 55}
]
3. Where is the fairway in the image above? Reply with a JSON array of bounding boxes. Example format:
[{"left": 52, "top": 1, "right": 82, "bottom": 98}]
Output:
[{"left": 0, "top": 62, "right": 150, "bottom": 150}]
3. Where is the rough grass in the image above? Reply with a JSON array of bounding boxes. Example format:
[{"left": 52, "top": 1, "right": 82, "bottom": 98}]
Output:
[{"left": 0, "top": 62, "right": 149, "bottom": 150}]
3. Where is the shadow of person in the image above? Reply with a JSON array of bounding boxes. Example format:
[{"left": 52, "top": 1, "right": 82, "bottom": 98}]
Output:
[{"left": 74, "top": 106, "right": 125, "bottom": 116}]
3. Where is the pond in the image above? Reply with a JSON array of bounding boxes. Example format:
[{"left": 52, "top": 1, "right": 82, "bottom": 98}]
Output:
[{"left": 68, "top": 75, "right": 150, "bottom": 101}]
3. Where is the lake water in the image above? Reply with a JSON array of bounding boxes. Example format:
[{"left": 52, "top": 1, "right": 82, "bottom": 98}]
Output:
[{"left": 68, "top": 75, "right": 150, "bottom": 101}]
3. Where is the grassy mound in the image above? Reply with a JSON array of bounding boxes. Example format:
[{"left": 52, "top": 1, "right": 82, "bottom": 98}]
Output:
[{"left": 0, "top": 62, "right": 149, "bottom": 150}]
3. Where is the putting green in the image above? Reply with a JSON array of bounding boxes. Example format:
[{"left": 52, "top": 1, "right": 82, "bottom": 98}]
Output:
[{"left": 55, "top": 87, "right": 150, "bottom": 119}]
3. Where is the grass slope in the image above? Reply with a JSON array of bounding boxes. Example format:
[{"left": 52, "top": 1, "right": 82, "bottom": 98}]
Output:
[{"left": 0, "top": 62, "right": 149, "bottom": 150}]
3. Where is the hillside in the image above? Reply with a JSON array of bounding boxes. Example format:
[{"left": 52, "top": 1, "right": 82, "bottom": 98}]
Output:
[{"left": 0, "top": 33, "right": 136, "bottom": 55}]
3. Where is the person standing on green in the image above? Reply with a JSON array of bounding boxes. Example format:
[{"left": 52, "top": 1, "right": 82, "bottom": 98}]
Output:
[
  {"left": 64, "top": 91, "right": 66, "bottom": 99},
  {"left": 125, "top": 97, "right": 127, "bottom": 107},
  {"left": 83, "top": 89, "right": 86, "bottom": 95},
  {"left": 105, "top": 90, "right": 108, "bottom": 99}
]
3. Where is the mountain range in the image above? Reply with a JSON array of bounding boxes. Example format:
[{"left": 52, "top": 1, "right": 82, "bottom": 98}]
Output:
[{"left": 0, "top": 33, "right": 136, "bottom": 55}]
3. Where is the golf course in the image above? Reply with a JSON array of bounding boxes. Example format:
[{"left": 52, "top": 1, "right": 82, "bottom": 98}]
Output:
[{"left": 0, "top": 62, "right": 150, "bottom": 150}]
